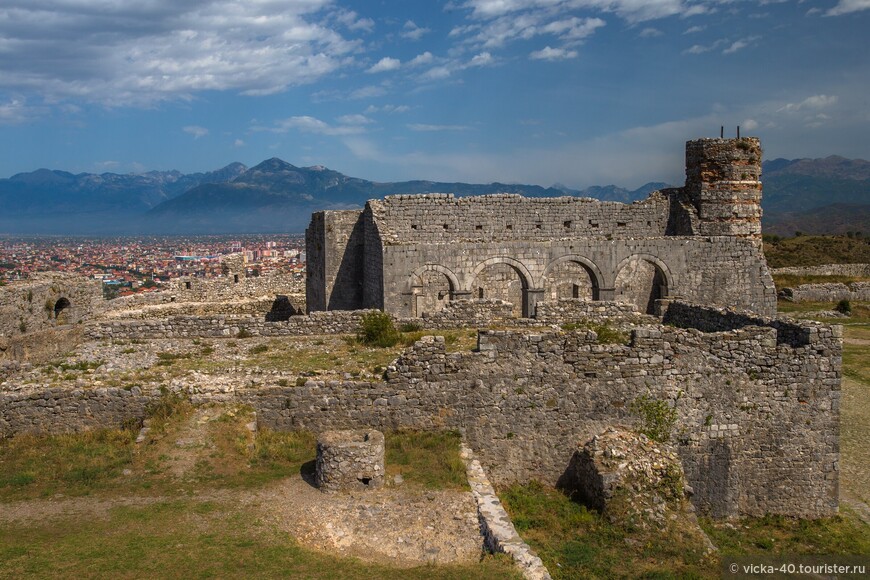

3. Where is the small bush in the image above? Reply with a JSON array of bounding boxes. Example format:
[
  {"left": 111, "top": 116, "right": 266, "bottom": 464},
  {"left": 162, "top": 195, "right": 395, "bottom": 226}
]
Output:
[
  {"left": 356, "top": 311, "right": 400, "bottom": 347},
  {"left": 236, "top": 328, "right": 253, "bottom": 339},
  {"left": 399, "top": 321, "right": 423, "bottom": 333},
  {"left": 835, "top": 299, "right": 852, "bottom": 315},
  {"left": 630, "top": 394, "right": 677, "bottom": 444},
  {"left": 248, "top": 344, "right": 269, "bottom": 355}
]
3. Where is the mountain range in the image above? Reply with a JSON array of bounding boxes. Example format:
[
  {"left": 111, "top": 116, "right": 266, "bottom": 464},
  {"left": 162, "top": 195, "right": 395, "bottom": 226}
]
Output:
[{"left": 0, "top": 155, "right": 866, "bottom": 235}]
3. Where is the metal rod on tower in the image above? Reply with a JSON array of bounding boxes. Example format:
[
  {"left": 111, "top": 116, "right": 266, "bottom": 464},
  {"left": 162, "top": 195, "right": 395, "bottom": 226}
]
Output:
[
  {"left": 737, "top": 126, "right": 741, "bottom": 139},
  {"left": 720, "top": 126, "right": 724, "bottom": 138}
]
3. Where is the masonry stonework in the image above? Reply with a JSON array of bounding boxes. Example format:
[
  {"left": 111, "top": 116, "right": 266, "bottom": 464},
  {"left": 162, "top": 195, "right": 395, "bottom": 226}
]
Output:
[{"left": 306, "top": 138, "right": 776, "bottom": 319}]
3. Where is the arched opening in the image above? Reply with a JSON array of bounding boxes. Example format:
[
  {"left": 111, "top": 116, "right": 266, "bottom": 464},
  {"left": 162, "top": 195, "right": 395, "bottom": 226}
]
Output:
[
  {"left": 614, "top": 256, "right": 669, "bottom": 314},
  {"left": 412, "top": 270, "right": 454, "bottom": 318},
  {"left": 543, "top": 260, "right": 600, "bottom": 301},
  {"left": 53, "top": 297, "right": 71, "bottom": 321},
  {"left": 472, "top": 262, "right": 529, "bottom": 317}
]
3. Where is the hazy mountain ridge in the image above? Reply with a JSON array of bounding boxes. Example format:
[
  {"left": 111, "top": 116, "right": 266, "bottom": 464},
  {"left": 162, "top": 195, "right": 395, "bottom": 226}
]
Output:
[{"left": 0, "top": 156, "right": 867, "bottom": 235}]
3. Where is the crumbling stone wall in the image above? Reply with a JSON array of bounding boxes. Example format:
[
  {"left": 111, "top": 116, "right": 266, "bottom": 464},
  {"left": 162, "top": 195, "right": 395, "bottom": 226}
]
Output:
[
  {"left": 307, "top": 138, "right": 777, "bottom": 319},
  {"left": 6, "top": 301, "right": 839, "bottom": 519},
  {"left": 315, "top": 429, "right": 385, "bottom": 492},
  {"left": 771, "top": 264, "right": 870, "bottom": 277},
  {"left": 0, "top": 273, "right": 103, "bottom": 339},
  {"left": 779, "top": 282, "right": 870, "bottom": 303}
]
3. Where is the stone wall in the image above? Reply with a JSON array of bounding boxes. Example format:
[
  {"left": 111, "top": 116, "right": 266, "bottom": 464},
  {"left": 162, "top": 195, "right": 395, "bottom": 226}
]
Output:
[
  {"left": 307, "top": 138, "right": 777, "bottom": 320},
  {"left": 5, "top": 301, "right": 840, "bottom": 519},
  {"left": 0, "top": 273, "right": 103, "bottom": 339},
  {"left": 534, "top": 299, "right": 640, "bottom": 324},
  {"left": 771, "top": 263, "right": 870, "bottom": 277},
  {"left": 109, "top": 272, "right": 304, "bottom": 314},
  {"left": 779, "top": 282, "right": 870, "bottom": 303}
]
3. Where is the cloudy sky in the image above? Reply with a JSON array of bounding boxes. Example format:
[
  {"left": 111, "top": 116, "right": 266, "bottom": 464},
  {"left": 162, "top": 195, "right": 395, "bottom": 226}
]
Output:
[{"left": 1, "top": 0, "right": 868, "bottom": 188}]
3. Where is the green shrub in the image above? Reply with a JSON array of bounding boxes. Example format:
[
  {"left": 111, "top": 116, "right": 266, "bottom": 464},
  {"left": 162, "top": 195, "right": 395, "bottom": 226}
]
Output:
[
  {"left": 356, "top": 311, "right": 400, "bottom": 347},
  {"left": 236, "top": 328, "right": 253, "bottom": 339},
  {"left": 399, "top": 321, "right": 423, "bottom": 333},
  {"left": 835, "top": 299, "right": 852, "bottom": 315},
  {"left": 248, "top": 344, "right": 269, "bottom": 355},
  {"left": 630, "top": 394, "right": 677, "bottom": 444}
]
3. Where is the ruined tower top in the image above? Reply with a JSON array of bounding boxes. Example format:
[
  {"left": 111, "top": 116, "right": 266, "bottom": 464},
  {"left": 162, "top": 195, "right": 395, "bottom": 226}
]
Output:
[{"left": 684, "top": 137, "right": 763, "bottom": 239}]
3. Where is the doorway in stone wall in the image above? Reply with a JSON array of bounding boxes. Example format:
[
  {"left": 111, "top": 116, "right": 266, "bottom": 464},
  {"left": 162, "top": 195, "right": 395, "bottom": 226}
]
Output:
[
  {"left": 412, "top": 270, "right": 453, "bottom": 318},
  {"left": 614, "top": 257, "right": 668, "bottom": 314},
  {"left": 471, "top": 262, "right": 527, "bottom": 317},
  {"left": 543, "top": 260, "right": 600, "bottom": 301},
  {"left": 53, "top": 297, "right": 72, "bottom": 323}
]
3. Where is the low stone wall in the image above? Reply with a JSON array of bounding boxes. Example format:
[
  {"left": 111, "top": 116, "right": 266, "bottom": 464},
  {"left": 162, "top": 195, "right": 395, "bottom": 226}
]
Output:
[
  {"left": 104, "top": 298, "right": 278, "bottom": 319},
  {"left": 779, "top": 282, "right": 870, "bottom": 303},
  {"left": 771, "top": 263, "right": 870, "bottom": 277},
  {"left": 419, "top": 299, "right": 515, "bottom": 328},
  {"left": 86, "top": 310, "right": 381, "bottom": 340},
  {"left": 3, "top": 301, "right": 841, "bottom": 519},
  {"left": 534, "top": 299, "right": 639, "bottom": 324}
]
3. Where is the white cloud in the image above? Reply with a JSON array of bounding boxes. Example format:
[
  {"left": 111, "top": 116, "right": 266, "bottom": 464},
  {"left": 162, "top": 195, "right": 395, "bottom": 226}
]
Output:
[
  {"left": 778, "top": 94, "right": 839, "bottom": 112},
  {"left": 469, "top": 52, "right": 494, "bottom": 66},
  {"left": 420, "top": 66, "right": 454, "bottom": 81},
  {"left": 407, "top": 123, "right": 470, "bottom": 131},
  {"left": 409, "top": 52, "right": 435, "bottom": 67},
  {"left": 334, "top": 9, "right": 375, "bottom": 32},
  {"left": 365, "top": 104, "right": 411, "bottom": 114},
  {"left": 639, "top": 27, "right": 663, "bottom": 38},
  {"left": 742, "top": 119, "right": 759, "bottom": 131},
  {"left": 0, "top": 97, "right": 40, "bottom": 124},
  {"left": 0, "top": 0, "right": 361, "bottom": 106},
  {"left": 461, "top": 0, "right": 690, "bottom": 24},
  {"left": 349, "top": 85, "right": 388, "bottom": 99},
  {"left": 260, "top": 115, "right": 366, "bottom": 136},
  {"left": 683, "top": 25, "right": 705, "bottom": 34},
  {"left": 402, "top": 20, "right": 431, "bottom": 40},
  {"left": 722, "top": 36, "right": 760, "bottom": 54},
  {"left": 183, "top": 125, "right": 209, "bottom": 139},
  {"left": 530, "top": 46, "right": 578, "bottom": 60},
  {"left": 367, "top": 57, "right": 402, "bottom": 73},
  {"left": 336, "top": 114, "right": 373, "bottom": 125},
  {"left": 95, "top": 160, "right": 120, "bottom": 171},
  {"left": 234, "top": 139, "right": 245, "bottom": 147},
  {"left": 826, "top": 0, "right": 870, "bottom": 16}
]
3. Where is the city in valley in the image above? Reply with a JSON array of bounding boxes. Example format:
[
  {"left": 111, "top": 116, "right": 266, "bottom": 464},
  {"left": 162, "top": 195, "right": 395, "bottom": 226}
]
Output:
[{"left": 0, "top": 235, "right": 305, "bottom": 297}]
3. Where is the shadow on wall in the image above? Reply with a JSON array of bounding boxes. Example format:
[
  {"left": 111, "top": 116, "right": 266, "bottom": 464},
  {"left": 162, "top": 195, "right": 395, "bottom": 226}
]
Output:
[
  {"left": 328, "top": 217, "right": 365, "bottom": 310},
  {"left": 265, "top": 295, "right": 302, "bottom": 321}
]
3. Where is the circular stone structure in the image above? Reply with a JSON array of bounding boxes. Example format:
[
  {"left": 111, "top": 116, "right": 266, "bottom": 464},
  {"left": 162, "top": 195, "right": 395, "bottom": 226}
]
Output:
[{"left": 316, "top": 429, "right": 385, "bottom": 492}]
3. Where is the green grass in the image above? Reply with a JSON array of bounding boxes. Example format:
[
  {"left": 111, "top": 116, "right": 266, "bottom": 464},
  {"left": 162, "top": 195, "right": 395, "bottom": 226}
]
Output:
[
  {"left": 385, "top": 431, "right": 468, "bottom": 490},
  {"left": 500, "top": 481, "right": 714, "bottom": 579},
  {"left": 0, "top": 428, "right": 137, "bottom": 501},
  {"left": 701, "top": 510, "right": 870, "bottom": 557},
  {"left": 0, "top": 500, "right": 520, "bottom": 580},
  {"left": 763, "top": 235, "right": 870, "bottom": 268},
  {"left": 772, "top": 273, "right": 870, "bottom": 288},
  {"left": 777, "top": 300, "right": 870, "bottom": 324},
  {"left": 560, "top": 320, "right": 630, "bottom": 345}
]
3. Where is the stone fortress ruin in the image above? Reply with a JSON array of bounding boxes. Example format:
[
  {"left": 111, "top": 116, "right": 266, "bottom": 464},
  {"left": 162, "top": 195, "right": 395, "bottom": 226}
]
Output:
[
  {"left": 306, "top": 138, "right": 776, "bottom": 319},
  {"left": 0, "top": 137, "right": 843, "bottom": 529}
]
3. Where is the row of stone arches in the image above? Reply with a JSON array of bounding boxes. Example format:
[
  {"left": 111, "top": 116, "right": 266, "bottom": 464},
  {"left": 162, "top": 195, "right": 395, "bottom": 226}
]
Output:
[{"left": 408, "top": 255, "right": 670, "bottom": 318}]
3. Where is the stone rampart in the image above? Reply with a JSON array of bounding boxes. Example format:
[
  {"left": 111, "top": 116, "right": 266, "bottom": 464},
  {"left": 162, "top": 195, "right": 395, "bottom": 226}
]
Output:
[
  {"left": 108, "top": 272, "right": 305, "bottom": 314},
  {"left": 779, "top": 282, "right": 870, "bottom": 303},
  {"left": 7, "top": 301, "right": 840, "bottom": 519},
  {"left": 771, "top": 263, "right": 870, "bottom": 277},
  {"left": 0, "top": 273, "right": 103, "bottom": 340}
]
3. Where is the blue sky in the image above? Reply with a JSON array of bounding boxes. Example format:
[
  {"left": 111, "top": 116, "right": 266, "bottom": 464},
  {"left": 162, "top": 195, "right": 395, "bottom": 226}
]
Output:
[{"left": 1, "top": 0, "right": 868, "bottom": 188}]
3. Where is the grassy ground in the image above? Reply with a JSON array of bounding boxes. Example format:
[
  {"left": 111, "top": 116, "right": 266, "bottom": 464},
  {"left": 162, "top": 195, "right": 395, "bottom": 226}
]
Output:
[
  {"left": 763, "top": 235, "right": 870, "bottom": 268},
  {"left": 0, "top": 499, "right": 518, "bottom": 580},
  {"left": 772, "top": 273, "right": 870, "bottom": 288},
  {"left": 0, "top": 404, "right": 516, "bottom": 579},
  {"left": 500, "top": 482, "right": 715, "bottom": 579},
  {"left": 0, "top": 402, "right": 470, "bottom": 502}
]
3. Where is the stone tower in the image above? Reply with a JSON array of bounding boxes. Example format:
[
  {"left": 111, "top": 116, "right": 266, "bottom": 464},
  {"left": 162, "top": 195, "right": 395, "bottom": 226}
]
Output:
[{"left": 684, "top": 137, "right": 762, "bottom": 238}]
